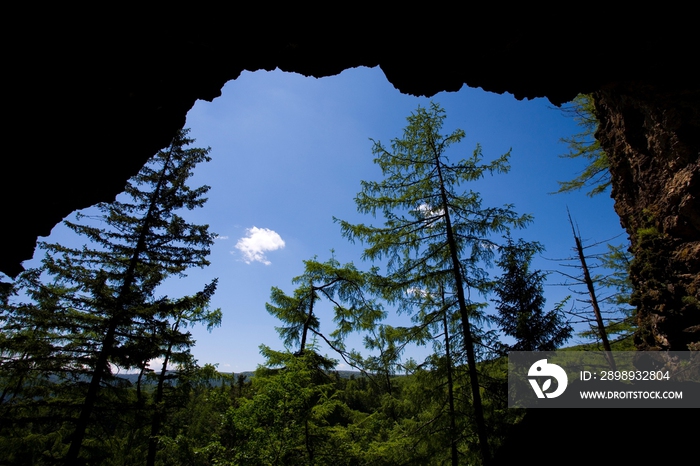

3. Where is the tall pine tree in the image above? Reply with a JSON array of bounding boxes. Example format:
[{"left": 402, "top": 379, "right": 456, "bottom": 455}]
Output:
[
  {"left": 1, "top": 129, "right": 218, "bottom": 464},
  {"left": 336, "top": 102, "right": 531, "bottom": 465},
  {"left": 493, "top": 236, "right": 572, "bottom": 352}
]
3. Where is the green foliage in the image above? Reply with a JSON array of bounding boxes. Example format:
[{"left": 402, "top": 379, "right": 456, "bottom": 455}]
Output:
[
  {"left": 225, "top": 347, "right": 356, "bottom": 465},
  {"left": 336, "top": 102, "right": 532, "bottom": 465},
  {"left": 339, "top": 105, "right": 528, "bottom": 272},
  {"left": 336, "top": 101, "right": 530, "bottom": 336},
  {"left": 0, "top": 129, "right": 219, "bottom": 464},
  {"left": 148, "top": 364, "right": 235, "bottom": 466},
  {"left": 266, "top": 254, "right": 383, "bottom": 355},
  {"left": 554, "top": 94, "right": 611, "bottom": 197},
  {"left": 493, "top": 236, "right": 572, "bottom": 352},
  {"left": 597, "top": 244, "right": 636, "bottom": 347}
]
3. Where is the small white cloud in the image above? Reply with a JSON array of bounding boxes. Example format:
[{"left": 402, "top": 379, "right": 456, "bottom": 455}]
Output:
[
  {"left": 234, "top": 226, "right": 285, "bottom": 265},
  {"left": 147, "top": 358, "right": 166, "bottom": 372},
  {"left": 416, "top": 203, "right": 432, "bottom": 214},
  {"left": 406, "top": 287, "right": 429, "bottom": 297},
  {"left": 216, "top": 235, "right": 229, "bottom": 240},
  {"left": 414, "top": 203, "right": 444, "bottom": 224}
]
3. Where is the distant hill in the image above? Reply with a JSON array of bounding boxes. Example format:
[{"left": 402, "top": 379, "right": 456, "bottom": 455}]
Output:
[{"left": 115, "top": 369, "right": 365, "bottom": 386}]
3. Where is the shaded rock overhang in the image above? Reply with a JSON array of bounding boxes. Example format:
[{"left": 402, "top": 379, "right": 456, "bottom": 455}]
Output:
[{"left": 3, "top": 10, "right": 697, "bottom": 282}]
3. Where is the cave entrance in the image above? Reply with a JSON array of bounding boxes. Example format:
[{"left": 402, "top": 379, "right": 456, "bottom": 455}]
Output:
[{"left": 18, "top": 67, "right": 627, "bottom": 371}]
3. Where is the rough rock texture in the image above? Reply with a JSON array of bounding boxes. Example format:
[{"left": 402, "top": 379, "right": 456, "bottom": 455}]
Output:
[
  {"left": 594, "top": 84, "right": 700, "bottom": 350},
  {"left": 2, "top": 9, "right": 698, "bottom": 355}
]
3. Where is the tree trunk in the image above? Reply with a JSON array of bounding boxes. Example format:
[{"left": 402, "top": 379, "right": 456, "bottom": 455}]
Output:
[
  {"left": 66, "top": 142, "right": 176, "bottom": 463},
  {"left": 299, "top": 282, "right": 315, "bottom": 352},
  {"left": 435, "top": 154, "right": 491, "bottom": 466},
  {"left": 441, "top": 287, "right": 459, "bottom": 466}
]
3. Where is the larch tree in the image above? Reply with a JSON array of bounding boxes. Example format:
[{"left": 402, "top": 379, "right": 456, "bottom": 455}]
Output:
[
  {"left": 554, "top": 93, "right": 611, "bottom": 197},
  {"left": 265, "top": 255, "right": 383, "bottom": 360},
  {"left": 336, "top": 102, "right": 532, "bottom": 466},
  {"left": 238, "top": 256, "right": 380, "bottom": 465}
]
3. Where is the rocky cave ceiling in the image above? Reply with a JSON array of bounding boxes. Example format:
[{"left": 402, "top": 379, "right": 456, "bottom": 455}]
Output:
[{"left": 2, "top": 10, "right": 696, "bottom": 279}]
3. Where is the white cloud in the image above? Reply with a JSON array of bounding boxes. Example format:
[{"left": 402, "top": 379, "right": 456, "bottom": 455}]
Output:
[
  {"left": 146, "top": 358, "right": 167, "bottom": 372},
  {"left": 234, "top": 226, "right": 285, "bottom": 265},
  {"left": 416, "top": 203, "right": 433, "bottom": 215},
  {"left": 415, "top": 203, "right": 444, "bottom": 219},
  {"left": 113, "top": 358, "right": 175, "bottom": 374},
  {"left": 406, "top": 287, "right": 429, "bottom": 297},
  {"left": 216, "top": 235, "right": 229, "bottom": 240}
]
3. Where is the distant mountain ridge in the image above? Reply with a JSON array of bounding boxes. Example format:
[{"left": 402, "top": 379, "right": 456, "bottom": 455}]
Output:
[{"left": 114, "top": 370, "right": 364, "bottom": 386}]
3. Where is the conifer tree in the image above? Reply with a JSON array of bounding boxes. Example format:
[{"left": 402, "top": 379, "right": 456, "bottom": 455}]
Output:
[
  {"left": 1, "top": 129, "right": 218, "bottom": 463},
  {"left": 493, "top": 236, "right": 572, "bottom": 352},
  {"left": 265, "top": 255, "right": 382, "bottom": 359},
  {"left": 554, "top": 94, "right": 610, "bottom": 197},
  {"left": 145, "top": 280, "right": 221, "bottom": 466},
  {"left": 249, "top": 256, "right": 380, "bottom": 466},
  {"left": 336, "top": 102, "right": 532, "bottom": 465}
]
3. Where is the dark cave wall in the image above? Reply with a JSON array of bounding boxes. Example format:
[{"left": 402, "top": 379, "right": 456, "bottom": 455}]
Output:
[
  {"left": 594, "top": 84, "right": 700, "bottom": 350},
  {"left": 4, "top": 20, "right": 593, "bottom": 278}
]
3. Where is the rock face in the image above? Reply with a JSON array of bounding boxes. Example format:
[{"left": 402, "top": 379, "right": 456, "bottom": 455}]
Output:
[
  {"left": 594, "top": 84, "right": 699, "bottom": 350},
  {"left": 2, "top": 9, "right": 698, "bottom": 352}
]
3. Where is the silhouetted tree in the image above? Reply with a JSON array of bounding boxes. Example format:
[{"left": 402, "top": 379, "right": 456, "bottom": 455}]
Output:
[
  {"left": 493, "top": 236, "right": 572, "bottom": 352},
  {"left": 1, "top": 129, "right": 218, "bottom": 464}
]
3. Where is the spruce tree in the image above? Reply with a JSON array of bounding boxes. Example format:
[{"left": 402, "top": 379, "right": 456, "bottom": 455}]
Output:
[
  {"left": 336, "top": 102, "right": 531, "bottom": 465},
  {"left": 493, "top": 236, "right": 572, "bottom": 352},
  {"left": 2, "top": 129, "right": 218, "bottom": 464}
]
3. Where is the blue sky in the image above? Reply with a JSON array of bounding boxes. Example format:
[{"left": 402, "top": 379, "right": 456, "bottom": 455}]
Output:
[{"left": 21, "top": 66, "right": 628, "bottom": 372}]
